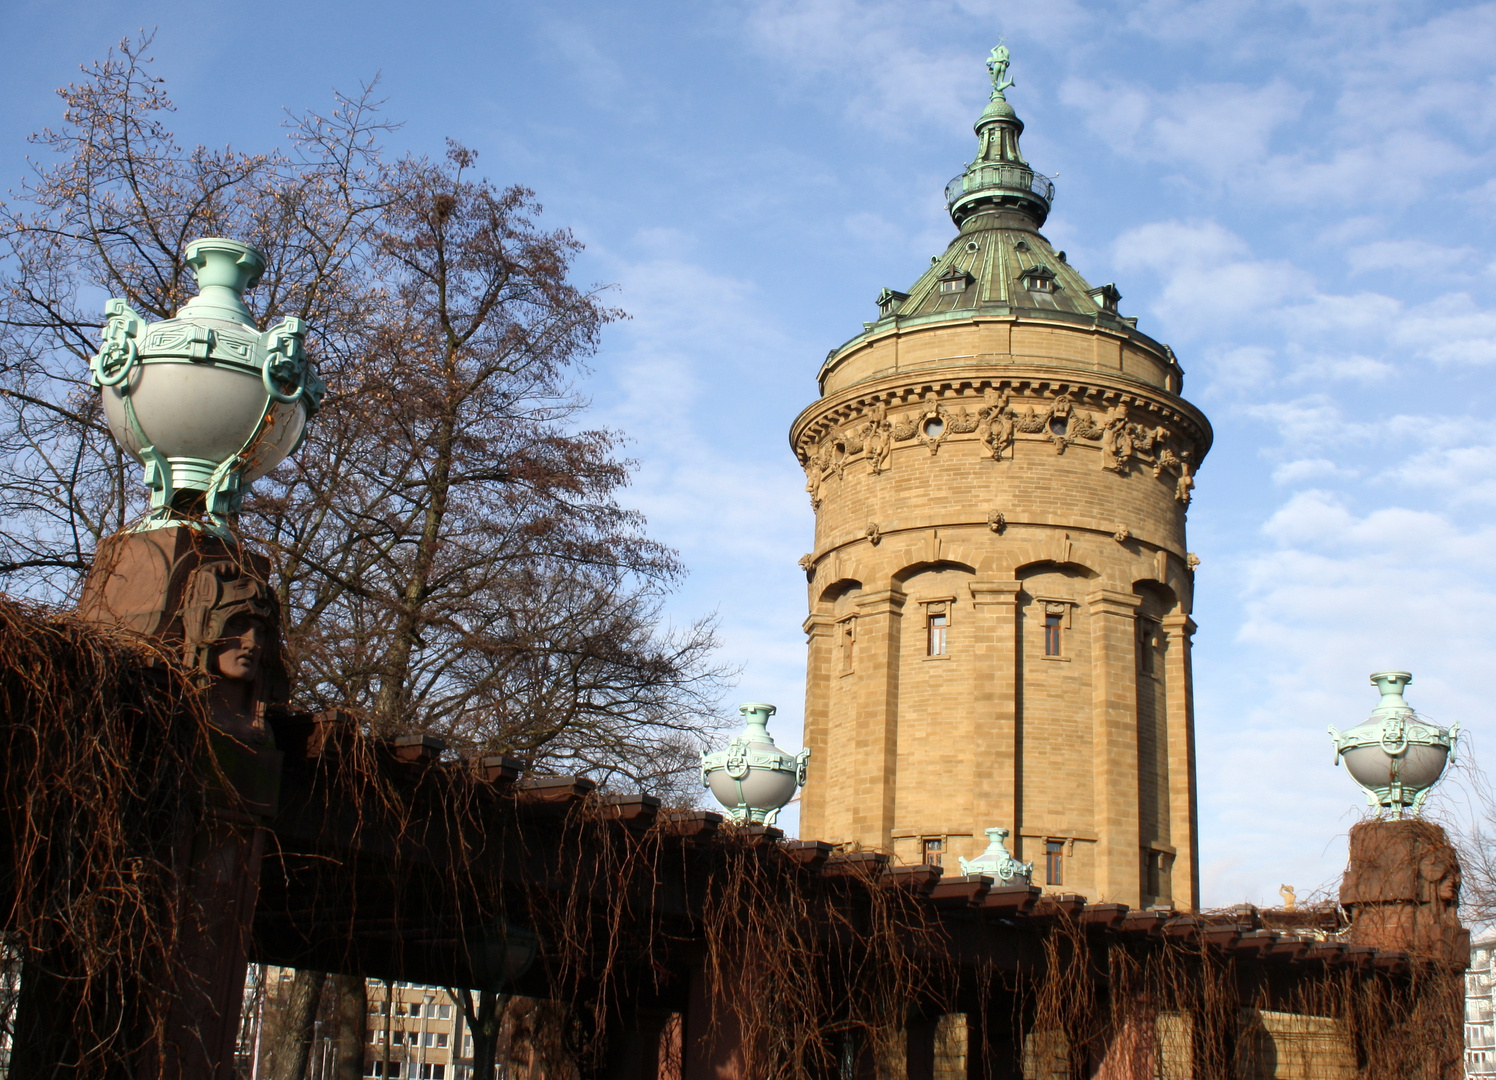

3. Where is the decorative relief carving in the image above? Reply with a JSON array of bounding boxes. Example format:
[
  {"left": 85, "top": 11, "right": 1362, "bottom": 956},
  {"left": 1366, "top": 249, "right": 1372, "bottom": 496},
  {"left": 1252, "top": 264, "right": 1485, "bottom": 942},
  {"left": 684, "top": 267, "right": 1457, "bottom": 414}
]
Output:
[
  {"left": 1113, "top": 524, "right": 1130, "bottom": 543},
  {"left": 1186, "top": 552, "right": 1201, "bottom": 570},
  {"left": 946, "top": 407, "right": 980, "bottom": 435},
  {"left": 978, "top": 390, "right": 1015, "bottom": 461},
  {"left": 797, "top": 385, "right": 1201, "bottom": 507},
  {"left": 916, "top": 406, "right": 949, "bottom": 455},
  {"left": 859, "top": 401, "right": 892, "bottom": 475},
  {"left": 798, "top": 553, "right": 816, "bottom": 572},
  {"left": 1099, "top": 403, "right": 1136, "bottom": 473},
  {"left": 987, "top": 510, "right": 1006, "bottom": 534},
  {"left": 1154, "top": 443, "right": 1196, "bottom": 505},
  {"left": 865, "top": 522, "right": 882, "bottom": 546}
]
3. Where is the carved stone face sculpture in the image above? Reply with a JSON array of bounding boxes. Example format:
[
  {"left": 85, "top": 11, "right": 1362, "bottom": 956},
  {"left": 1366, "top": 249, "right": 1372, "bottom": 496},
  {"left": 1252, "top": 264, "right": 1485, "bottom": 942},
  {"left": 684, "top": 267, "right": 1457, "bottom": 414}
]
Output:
[
  {"left": 210, "top": 613, "right": 266, "bottom": 684},
  {"left": 1420, "top": 847, "right": 1462, "bottom": 909},
  {"left": 181, "top": 560, "right": 284, "bottom": 739}
]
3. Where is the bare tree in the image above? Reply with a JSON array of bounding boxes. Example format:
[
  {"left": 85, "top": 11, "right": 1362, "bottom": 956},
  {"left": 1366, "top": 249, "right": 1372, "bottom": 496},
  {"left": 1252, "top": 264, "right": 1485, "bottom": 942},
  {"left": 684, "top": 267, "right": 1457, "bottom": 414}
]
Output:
[
  {"left": 0, "top": 34, "right": 392, "bottom": 601},
  {"left": 0, "top": 29, "right": 727, "bottom": 790},
  {"left": 1, "top": 35, "right": 731, "bottom": 1079}
]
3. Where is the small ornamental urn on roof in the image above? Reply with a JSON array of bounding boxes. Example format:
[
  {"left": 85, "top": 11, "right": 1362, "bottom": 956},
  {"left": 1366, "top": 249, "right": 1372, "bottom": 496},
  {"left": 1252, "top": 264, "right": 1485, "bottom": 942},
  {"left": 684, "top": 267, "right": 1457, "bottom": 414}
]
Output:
[
  {"left": 958, "top": 827, "right": 1033, "bottom": 884},
  {"left": 701, "top": 703, "right": 809, "bottom": 826},
  {"left": 1329, "top": 671, "right": 1459, "bottom": 818},
  {"left": 90, "top": 238, "right": 326, "bottom": 535}
]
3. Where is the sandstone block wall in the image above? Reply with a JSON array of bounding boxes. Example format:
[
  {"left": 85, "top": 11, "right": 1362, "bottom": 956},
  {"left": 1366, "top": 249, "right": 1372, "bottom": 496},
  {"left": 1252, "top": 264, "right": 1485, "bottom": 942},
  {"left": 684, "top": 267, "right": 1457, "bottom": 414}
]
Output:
[{"left": 792, "top": 312, "right": 1209, "bottom": 911}]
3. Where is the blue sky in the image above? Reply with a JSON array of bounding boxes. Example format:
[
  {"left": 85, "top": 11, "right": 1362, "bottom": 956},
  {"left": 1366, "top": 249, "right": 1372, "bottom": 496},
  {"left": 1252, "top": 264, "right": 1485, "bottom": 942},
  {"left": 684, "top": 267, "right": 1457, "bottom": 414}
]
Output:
[{"left": 4, "top": 0, "right": 1494, "bottom": 907}]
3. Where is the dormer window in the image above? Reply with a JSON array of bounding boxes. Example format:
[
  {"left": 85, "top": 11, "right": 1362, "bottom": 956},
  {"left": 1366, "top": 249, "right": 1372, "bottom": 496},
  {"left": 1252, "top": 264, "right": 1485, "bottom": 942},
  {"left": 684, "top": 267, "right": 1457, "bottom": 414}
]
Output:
[
  {"left": 938, "top": 268, "right": 973, "bottom": 295},
  {"left": 876, "top": 288, "right": 909, "bottom": 318},
  {"left": 1088, "top": 283, "right": 1122, "bottom": 313},
  {"left": 1021, "top": 265, "right": 1057, "bottom": 294}
]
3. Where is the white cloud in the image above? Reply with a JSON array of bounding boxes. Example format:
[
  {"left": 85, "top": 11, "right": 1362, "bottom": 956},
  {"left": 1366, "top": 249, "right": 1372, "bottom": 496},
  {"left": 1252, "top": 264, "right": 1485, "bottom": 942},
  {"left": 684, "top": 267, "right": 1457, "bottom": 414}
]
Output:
[
  {"left": 1199, "top": 344, "right": 1276, "bottom": 394},
  {"left": 738, "top": 0, "right": 1091, "bottom": 134},
  {"left": 1386, "top": 441, "right": 1496, "bottom": 507},
  {"left": 1195, "top": 485, "right": 1496, "bottom": 904},
  {"left": 1347, "top": 239, "right": 1476, "bottom": 277},
  {"left": 1271, "top": 458, "right": 1355, "bottom": 485},
  {"left": 1393, "top": 293, "right": 1496, "bottom": 366},
  {"left": 1283, "top": 351, "right": 1393, "bottom": 383},
  {"left": 1060, "top": 77, "right": 1307, "bottom": 181},
  {"left": 1112, "top": 219, "right": 1309, "bottom": 334}
]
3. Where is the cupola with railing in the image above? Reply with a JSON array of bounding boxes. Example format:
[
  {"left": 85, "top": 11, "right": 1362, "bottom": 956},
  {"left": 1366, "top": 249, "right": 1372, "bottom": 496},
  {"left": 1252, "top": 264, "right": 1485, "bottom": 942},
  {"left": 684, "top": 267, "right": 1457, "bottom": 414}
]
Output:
[{"left": 944, "top": 43, "right": 1053, "bottom": 227}]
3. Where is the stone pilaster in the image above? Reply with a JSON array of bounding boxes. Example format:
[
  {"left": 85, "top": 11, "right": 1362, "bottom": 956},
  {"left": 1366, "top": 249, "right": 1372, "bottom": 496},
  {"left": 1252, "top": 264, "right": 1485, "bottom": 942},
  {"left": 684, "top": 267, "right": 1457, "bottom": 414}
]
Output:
[
  {"left": 800, "top": 612, "right": 836, "bottom": 843},
  {"left": 1087, "top": 588, "right": 1143, "bottom": 906},
  {"left": 968, "top": 581, "right": 1023, "bottom": 845},
  {"left": 851, "top": 588, "right": 905, "bottom": 849},
  {"left": 1160, "top": 613, "right": 1198, "bottom": 910}
]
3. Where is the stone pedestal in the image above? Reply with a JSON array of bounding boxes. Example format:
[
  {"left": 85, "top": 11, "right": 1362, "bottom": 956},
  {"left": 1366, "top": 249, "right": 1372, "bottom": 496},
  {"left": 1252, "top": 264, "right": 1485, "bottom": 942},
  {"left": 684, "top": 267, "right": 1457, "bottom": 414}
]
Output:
[
  {"left": 16, "top": 526, "right": 287, "bottom": 1079},
  {"left": 1340, "top": 819, "right": 1467, "bottom": 963}
]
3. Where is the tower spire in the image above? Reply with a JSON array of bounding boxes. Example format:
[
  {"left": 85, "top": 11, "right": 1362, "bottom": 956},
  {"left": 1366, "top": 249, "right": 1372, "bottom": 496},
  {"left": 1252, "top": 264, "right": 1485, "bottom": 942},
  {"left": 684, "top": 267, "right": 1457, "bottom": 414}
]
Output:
[{"left": 945, "top": 43, "right": 1053, "bottom": 227}]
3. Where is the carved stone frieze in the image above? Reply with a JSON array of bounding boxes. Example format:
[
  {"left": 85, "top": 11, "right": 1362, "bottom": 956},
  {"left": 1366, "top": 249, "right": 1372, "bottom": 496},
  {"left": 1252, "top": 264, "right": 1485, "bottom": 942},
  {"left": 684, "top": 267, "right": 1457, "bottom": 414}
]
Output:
[{"left": 795, "top": 382, "right": 1203, "bottom": 508}]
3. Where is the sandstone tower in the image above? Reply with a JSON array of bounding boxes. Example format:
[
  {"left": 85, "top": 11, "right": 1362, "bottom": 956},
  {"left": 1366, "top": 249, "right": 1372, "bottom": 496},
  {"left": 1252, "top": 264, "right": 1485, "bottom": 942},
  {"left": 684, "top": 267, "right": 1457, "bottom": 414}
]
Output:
[{"left": 790, "top": 47, "right": 1211, "bottom": 910}]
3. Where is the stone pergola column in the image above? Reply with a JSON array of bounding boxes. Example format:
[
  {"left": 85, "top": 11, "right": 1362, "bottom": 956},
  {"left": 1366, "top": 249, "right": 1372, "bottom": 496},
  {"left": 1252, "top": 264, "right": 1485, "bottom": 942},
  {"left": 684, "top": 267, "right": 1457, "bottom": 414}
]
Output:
[
  {"left": 1160, "top": 613, "right": 1198, "bottom": 909},
  {"left": 1087, "top": 588, "right": 1143, "bottom": 906},
  {"left": 851, "top": 588, "right": 905, "bottom": 851},
  {"left": 967, "top": 581, "right": 1023, "bottom": 847}
]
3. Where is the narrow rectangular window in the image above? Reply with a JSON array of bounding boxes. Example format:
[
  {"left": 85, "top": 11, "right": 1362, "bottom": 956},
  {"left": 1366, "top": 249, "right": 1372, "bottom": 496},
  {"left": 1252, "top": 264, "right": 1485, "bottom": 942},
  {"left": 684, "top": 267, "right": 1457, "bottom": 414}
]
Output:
[
  {"left": 841, "top": 618, "right": 855, "bottom": 673},
  {"left": 1044, "top": 613, "right": 1062, "bottom": 656},
  {"left": 922, "top": 837, "right": 943, "bottom": 867},
  {"left": 1137, "top": 617, "right": 1156, "bottom": 675},
  {"left": 1045, "top": 840, "right": 1064, "bottom": 886},
  {"left": 928, "top": 611, "right": 948, "bottom": 656}
]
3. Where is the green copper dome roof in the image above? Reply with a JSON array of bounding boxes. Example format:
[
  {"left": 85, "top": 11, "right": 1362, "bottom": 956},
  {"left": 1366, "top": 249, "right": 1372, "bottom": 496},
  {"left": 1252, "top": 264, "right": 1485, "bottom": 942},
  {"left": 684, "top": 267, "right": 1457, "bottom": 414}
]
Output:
[{"left": 851, "top": 46, "right": 1144, "bottom": 340}]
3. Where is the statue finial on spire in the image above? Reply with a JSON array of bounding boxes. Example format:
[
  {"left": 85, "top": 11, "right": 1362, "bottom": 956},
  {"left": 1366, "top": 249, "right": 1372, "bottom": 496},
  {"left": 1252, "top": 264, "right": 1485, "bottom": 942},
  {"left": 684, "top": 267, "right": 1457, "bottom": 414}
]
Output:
[{"left": 986, "top": 41, "right": 1014, "bottom": 99}]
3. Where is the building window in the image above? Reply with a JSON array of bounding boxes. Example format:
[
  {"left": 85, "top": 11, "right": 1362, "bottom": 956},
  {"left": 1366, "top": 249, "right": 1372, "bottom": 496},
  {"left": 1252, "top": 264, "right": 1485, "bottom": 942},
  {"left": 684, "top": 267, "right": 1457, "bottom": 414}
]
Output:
[
  {"left": 1022, "top": 267, "right": 1057, "bottom": 293},
  {"left": 937, "top": 268, "right": 973, "bottom": 294},
  {"left": 438, "top": 1004, "right": 452, "bottom": 1019},
  {"left": 1044, "top": 613, "right": 1062, "bottom": 656},
  {"left": 436, "top": 1033, "right": 449, "bottom": 1048},
  {"left": 1137, "top": 617, "right": 1156, "bottom": 675},
  {"left": 928, "top": 610, "right": 948, "bottom": 656},
  {"left": 1045, "top": 840, "right": 1064, "bottom": 886},
  {"left": 922, "top": 837, "right": 943, "bottom": 867}
]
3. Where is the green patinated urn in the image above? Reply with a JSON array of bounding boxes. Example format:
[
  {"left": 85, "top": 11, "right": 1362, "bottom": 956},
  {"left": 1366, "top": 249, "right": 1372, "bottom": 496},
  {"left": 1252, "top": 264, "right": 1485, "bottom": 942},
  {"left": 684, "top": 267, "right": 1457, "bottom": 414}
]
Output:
[
  {"left": 91, "top": 238, "right": 326, "bottom": 533},
  {"left": 701, "top": 703, "right": 809, "bottom": 826},
  {"left": 1329, "top": 672, "right": 1459, "bottom": 818}
]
